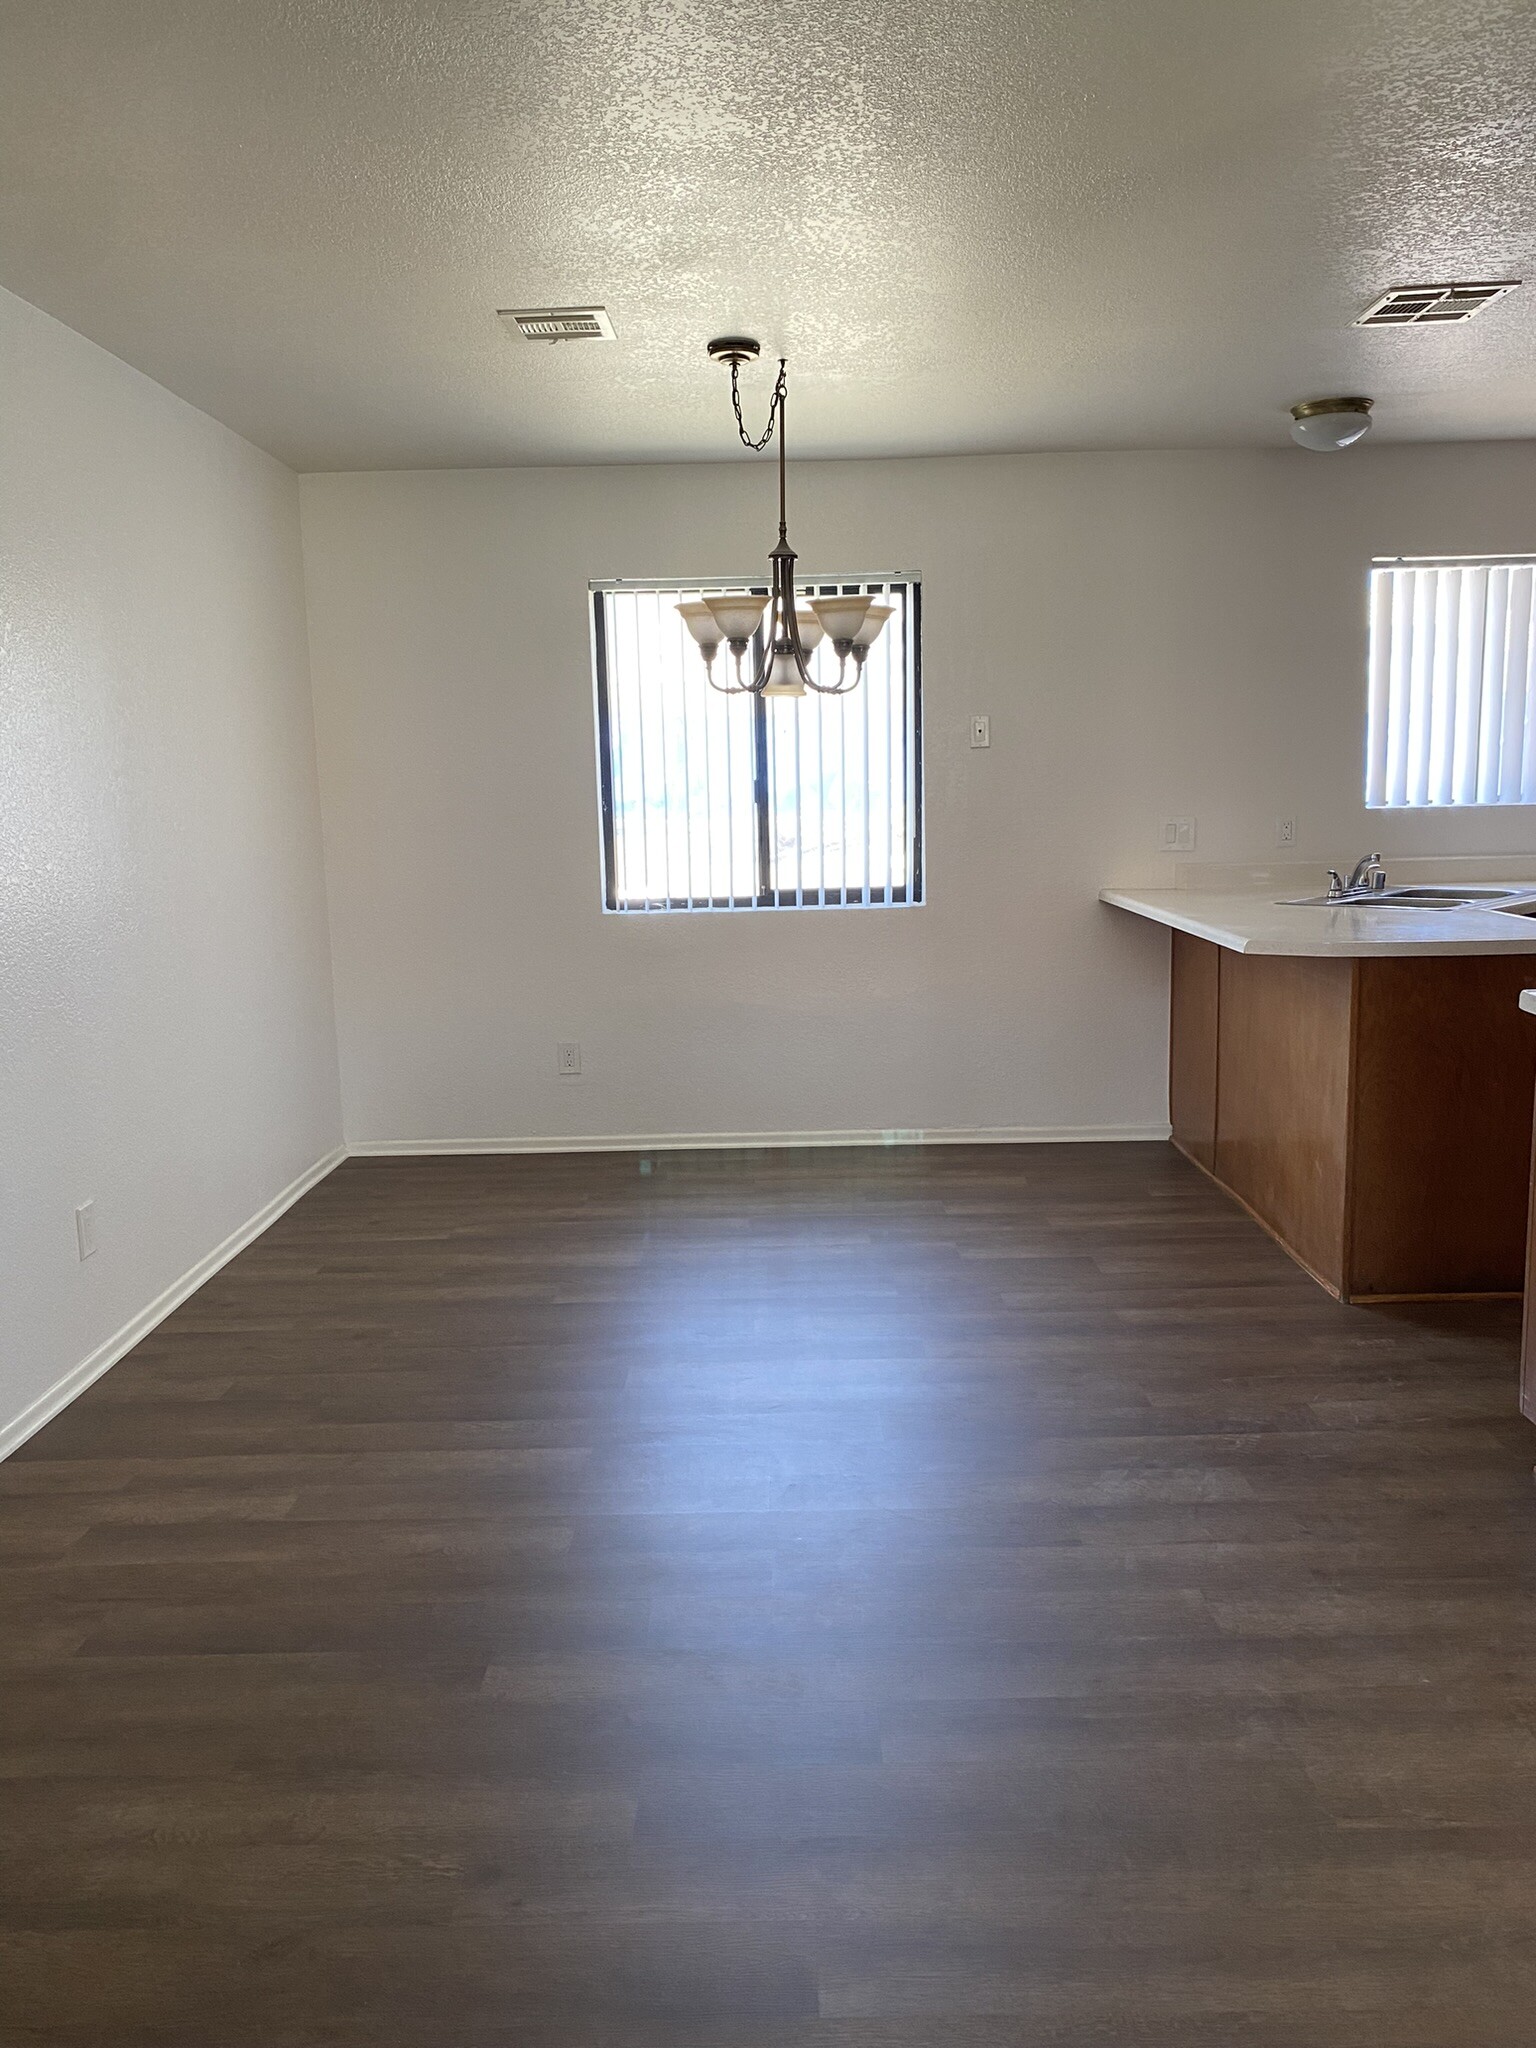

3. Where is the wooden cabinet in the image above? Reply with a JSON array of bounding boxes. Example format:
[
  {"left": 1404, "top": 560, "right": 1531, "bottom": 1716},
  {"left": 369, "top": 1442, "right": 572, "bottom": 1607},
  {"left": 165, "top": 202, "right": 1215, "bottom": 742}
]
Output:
[
  {"left": 1170, "top": 933, "right": 1536, "bottom": 1302},
  {"left": 1523, "top": 1093, "right": 1536, "bottom": 1423}
]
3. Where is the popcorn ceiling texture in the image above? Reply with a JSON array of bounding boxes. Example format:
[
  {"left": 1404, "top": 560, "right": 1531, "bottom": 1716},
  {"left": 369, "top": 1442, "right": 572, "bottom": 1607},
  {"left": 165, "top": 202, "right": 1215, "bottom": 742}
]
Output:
[{"left": 0, "top": 0, "right": 1532, "bottom": 468}]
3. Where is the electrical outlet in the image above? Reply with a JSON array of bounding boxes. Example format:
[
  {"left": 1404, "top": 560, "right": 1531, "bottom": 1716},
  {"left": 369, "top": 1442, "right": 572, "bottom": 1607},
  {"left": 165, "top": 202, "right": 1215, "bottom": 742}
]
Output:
[
  {"left": 1275, "top": 816, "right": 1297, "bottom": 848},
  {"left": 1160, "top": 817, "right": 1197, "bottom": 853},
  {"left": 556, "top": 1041, "right": 582, "bottom": 1076},
  {"left": 969, "top": 716, "right": 990, "bottom": 749},
  {"left": 75, "top": 1201, "right": 97, "bottom": 1261}
]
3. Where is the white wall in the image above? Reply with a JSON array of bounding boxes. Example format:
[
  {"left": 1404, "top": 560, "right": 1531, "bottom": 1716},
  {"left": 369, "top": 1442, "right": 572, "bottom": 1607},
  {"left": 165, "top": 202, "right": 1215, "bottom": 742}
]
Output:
[
  {"left": 1, "top": 286, "right": 342, "bottom": 1448},
  {"left": 9, "top": 295, "right": 1528, "bottom": 1453},
  {"left": 298, "top": 441, "right": 1536, "bottom": 1151}
]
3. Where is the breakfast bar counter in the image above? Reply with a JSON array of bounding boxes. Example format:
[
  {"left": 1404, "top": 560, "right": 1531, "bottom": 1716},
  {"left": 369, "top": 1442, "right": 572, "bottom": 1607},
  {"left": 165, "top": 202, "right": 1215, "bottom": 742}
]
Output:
[
  {"left": 1099, "top": 884, "right": 1536, "bottom": 955},
  {"left": 1104, "top": 878, "right": 1536, "bottom": 1302}
]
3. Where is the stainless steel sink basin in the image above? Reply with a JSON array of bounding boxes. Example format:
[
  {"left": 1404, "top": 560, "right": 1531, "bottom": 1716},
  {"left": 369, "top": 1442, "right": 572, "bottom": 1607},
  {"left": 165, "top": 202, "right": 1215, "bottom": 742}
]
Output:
[
  {"left": 1383, "top": 885, "right": 1522, "bottom": 901},
  {"left": 1277, "top": 885, "right": 1524, "bottom": 909}
]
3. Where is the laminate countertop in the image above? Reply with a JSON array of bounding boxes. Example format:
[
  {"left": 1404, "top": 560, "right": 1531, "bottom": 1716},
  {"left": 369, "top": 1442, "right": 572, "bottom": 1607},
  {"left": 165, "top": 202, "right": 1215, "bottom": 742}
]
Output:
[{"left": 1101, "top": 885, "right": 1536, "bottom": 957}]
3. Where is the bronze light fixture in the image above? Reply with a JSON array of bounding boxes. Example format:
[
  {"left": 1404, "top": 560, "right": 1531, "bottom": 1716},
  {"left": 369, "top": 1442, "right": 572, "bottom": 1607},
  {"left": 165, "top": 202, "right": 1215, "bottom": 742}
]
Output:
[
  {"left": 677, "top": 338, "right": 892, "bottom": 696},
  {"left": 1289, "top": 395, "right": 1374, "bottom": 451}
]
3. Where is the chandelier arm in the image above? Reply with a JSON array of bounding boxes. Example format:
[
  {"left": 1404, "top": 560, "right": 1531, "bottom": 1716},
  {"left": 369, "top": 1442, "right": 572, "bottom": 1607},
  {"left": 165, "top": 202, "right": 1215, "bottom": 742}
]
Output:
[
  {"left": 713, "top": 638, "right": 758, "bottom": 692},
  {"left": 803, "top": 645, "right": 858, "bottom": 693},
  {"left": 704, "top": 638, "right": 760, "bottom": 693},
  {"left": 746, "top": 608, "right": 775, "bottom": 694},
  {"left": 748, "top": 528, "right": 819, "bottom": 693}
]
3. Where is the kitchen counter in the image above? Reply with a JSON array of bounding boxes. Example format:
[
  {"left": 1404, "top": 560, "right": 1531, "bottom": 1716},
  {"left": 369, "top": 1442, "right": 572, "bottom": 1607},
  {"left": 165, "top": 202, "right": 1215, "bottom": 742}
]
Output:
[
  {"left": 1116, "top": 870, "right": 1536, "bottom": 1299},
  {"left": 1101, "top": 885, "right": 1536, "bottom": 956}
]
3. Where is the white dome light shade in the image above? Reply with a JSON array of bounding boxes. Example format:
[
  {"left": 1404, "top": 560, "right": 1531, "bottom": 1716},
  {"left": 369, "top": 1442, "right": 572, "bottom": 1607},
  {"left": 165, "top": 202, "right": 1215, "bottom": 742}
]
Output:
[
  {"left": 761, "top": 648, "right": 807, "bottom": 697},
  {"left": 794, "top": 608, "right": 826, "bottom": 654},
  {"left": 808, "top": 593, "right": 875, "bottom": 644},
  {"left": 676, "top": 600, "right": 724, "bottom": 655},
  {"left": 852, "top": 602, "right": 894, "bottom": 649},
  {"left": 1290, "top": 397, "right": 1373, "bottom": 451},
  {"left": 702, "top": 592, "right": 770, "bottom": 643}
]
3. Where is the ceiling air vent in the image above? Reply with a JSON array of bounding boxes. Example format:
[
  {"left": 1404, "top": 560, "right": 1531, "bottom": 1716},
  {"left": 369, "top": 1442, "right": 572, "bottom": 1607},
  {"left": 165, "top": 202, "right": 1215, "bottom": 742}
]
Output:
[
  {"left": 498, "top": 306, "right": 616, "bottom": 343},
  {"left": 1355, "top": 281, "right": 1520, "bottom": 326}
]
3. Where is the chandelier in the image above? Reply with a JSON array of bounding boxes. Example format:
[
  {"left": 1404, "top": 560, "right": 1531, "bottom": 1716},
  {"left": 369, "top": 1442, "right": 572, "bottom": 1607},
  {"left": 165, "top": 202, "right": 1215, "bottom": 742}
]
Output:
[{"left": 677, "top": 337, "right": 891, "bottom": 696}]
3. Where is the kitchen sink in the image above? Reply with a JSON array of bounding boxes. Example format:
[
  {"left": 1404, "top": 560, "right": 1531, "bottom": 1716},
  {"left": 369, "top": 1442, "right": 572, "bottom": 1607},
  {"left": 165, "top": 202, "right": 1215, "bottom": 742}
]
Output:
[
  {"left": 1277, "top": 885, "right": 1529, "bottom": 910},
  {"left": 1382, "top": 885, "right": 1524, "bottom": 901}
]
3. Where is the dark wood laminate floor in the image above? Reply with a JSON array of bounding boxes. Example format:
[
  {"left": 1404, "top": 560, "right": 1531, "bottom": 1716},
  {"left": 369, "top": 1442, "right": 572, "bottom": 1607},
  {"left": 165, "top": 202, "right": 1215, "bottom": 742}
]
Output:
[{"left": 4, "top": 1143, "right": 1536, "bottom": 2047}]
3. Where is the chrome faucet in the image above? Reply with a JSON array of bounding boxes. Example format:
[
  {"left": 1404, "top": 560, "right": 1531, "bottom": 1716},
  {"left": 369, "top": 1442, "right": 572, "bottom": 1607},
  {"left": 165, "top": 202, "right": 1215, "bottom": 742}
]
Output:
[{"left": 1326, "top": 854, "right": 1387, "bottom": 901}]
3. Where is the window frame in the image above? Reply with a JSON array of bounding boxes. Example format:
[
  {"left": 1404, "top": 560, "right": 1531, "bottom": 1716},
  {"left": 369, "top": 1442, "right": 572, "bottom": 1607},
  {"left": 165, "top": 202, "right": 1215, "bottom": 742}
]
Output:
[
  {"left": 1366, "top": 553, "right": 1536, "bottom": 810},
  {"left": 590, "top": 575, "right": 924, "bottom": 913}
]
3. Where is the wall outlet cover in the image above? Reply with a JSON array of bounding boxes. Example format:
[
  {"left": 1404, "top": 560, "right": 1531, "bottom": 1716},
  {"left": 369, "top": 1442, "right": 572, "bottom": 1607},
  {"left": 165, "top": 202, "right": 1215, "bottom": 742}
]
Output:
[
  {"left": 969, "top": 716, "right": 991, "bottom": 749},
  {"left": 556, "top": 1041, "right": 582, "bottom": 1076},
  {"left": 1276, "top": 816, "right": 1297, "bottom": 848}
]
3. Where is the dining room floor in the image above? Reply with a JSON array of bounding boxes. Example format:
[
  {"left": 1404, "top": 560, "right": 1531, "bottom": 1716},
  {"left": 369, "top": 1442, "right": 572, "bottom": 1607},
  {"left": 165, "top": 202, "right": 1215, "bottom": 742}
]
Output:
[{"left": 4, "top": 1141, "right": 1536, "bottom": 2046}]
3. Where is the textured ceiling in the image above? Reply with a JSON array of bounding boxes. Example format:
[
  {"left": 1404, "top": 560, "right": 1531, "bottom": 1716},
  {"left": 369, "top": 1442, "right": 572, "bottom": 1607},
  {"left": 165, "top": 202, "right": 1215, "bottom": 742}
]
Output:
[{"left": 1, "top": 0, "right": 1533, "bottom": 470}]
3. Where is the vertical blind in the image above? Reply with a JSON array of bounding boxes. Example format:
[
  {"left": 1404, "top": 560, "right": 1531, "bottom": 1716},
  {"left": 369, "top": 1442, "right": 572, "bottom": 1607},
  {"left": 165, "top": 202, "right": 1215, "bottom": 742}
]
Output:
[
  {"left": 592, "top": 579, "right": 922, "bottom": 910},
  {"left": 1367, "top": 560, "right": 1536, "bottom": 807}
]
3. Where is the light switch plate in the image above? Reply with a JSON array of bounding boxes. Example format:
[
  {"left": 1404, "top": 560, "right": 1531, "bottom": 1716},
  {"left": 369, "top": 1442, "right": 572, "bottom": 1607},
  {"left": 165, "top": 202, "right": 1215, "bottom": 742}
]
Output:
[
  {"left": 75, "top": 1201, "right": 97, "bottom": 1260},
  {"left": 1160, "top": 817, "right": 1197, "bottom": 853}
]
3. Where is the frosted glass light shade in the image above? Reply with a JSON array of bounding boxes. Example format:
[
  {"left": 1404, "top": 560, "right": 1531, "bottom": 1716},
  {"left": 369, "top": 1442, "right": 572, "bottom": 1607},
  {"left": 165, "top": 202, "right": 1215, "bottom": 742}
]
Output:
[
  {"left": 1289, "top": 398, "right": 1373, "bottom": 451},
  {"left": 676, "top": 600, "right": 723, "bottom": 653},
  {"left": 808, "top": 593, "right": 874, "bottom": 643},
  {"left": 852, "top": 602, "right": 893, "bottom": 649},
  {"left": 703, "top": 592, "right": 770, "bottom": 641},
  {"left": 761, "top": 649, "right": 806, "bottom": 697},
  {"left": 794, "top": 609, "right": 826, "bottom": 653}
]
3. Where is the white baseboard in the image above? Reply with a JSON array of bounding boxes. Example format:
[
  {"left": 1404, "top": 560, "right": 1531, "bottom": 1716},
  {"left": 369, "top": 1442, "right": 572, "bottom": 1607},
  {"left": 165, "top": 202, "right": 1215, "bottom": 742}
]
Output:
[
  {"left": 0, "top": 1146, "right": 346, "bottom": 1464},
  {"left": 349, "top": 1124, "right": 1172, "bottom": 1156}
]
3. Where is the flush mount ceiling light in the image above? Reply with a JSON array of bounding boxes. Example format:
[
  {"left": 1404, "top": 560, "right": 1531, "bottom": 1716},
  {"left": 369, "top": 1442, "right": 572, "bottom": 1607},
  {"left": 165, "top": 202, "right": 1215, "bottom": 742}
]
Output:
[
  {"left": 676, "top": 338, "right": 890, "bottom": 697},
  {"left": 1290, "top": 396, "right": 1374, "bottom": 451},
  {"left": 497, "top": 306, "right": 616, "bottom": 342},
  {"left": 1355, "top": 282, "right": 1520, "bottom": 326}
]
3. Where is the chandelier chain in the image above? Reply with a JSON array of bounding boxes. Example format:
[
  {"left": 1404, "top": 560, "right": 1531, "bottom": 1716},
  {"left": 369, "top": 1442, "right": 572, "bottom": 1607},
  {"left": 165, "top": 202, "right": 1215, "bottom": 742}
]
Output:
[{"left": 731, "top": 358, "right": 788, "bottom": 451}]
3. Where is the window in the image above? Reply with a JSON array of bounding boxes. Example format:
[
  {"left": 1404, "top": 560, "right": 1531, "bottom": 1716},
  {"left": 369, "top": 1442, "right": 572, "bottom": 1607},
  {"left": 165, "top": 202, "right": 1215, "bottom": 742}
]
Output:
[
  {"left": 591, "top": 578, "right": 922, "bottom": 910},
  {"left": 1367, "top": 557, "right": 1536, "bottom": 807}
]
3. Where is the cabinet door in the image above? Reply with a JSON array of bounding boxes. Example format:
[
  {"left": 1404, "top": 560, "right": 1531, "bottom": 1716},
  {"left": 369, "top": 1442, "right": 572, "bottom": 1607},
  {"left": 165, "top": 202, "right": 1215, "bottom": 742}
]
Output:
[
  {"left": 1523, "top": 1085, "right": 1536, "bottom": 1424},
  {"left": 1349, "top": 958, "right": 1536, "bottom": 1299},
  {"left": 1213, "top": 951, "right": 1354, "bottom": 1297},
  {"left": 1169, "top": 930, "right": 1220, "bottom": 1170}
]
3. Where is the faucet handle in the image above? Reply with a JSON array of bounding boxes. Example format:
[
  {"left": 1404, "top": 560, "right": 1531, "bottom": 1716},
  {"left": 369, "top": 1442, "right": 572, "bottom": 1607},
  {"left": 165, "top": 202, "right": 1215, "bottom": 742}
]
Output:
[{"left": 1326, "top": 869, "right": 1346, "bottom": 900}]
